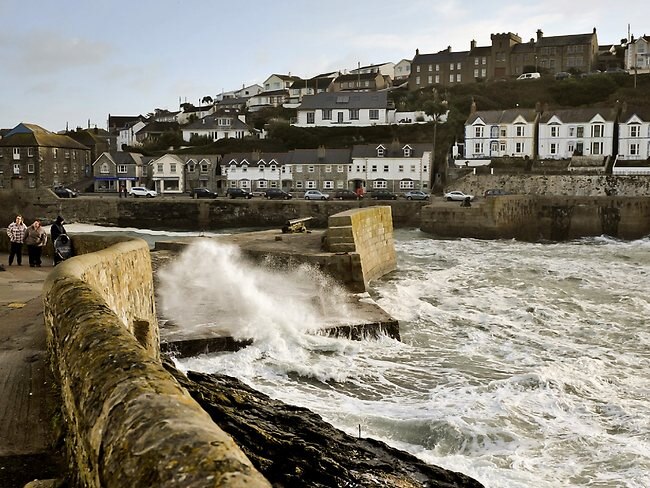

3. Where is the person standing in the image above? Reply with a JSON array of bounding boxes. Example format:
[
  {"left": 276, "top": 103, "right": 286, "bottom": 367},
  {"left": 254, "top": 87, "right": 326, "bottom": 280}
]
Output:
[
  {"left": 7, "top": 215, "right": 27, "bottom": 266},
  {"left": 24, "top": 219, "right": 47, "bottom": 267},
  {"left": 50, "top": 216, "right": 67, "bottom": 265}
]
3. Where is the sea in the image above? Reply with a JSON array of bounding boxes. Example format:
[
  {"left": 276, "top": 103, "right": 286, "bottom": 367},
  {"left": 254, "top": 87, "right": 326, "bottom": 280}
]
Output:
[{"left": 70, "top": 224, "right": 650, "bottom": 487}]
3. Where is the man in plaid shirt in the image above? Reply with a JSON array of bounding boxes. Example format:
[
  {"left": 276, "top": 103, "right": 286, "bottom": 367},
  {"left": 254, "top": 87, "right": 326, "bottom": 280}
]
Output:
[{"left": 7, "top": 215, "right": 27, "bottom": 266}]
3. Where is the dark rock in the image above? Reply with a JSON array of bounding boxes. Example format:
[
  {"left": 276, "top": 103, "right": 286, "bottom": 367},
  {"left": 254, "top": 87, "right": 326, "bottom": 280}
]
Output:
[{"left": 164, "top": 359, "right": 484, "bottom": 488}]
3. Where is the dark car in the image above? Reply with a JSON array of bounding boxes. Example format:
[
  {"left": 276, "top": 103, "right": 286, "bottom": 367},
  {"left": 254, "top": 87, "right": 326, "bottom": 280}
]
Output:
[
  {"left": 554, "top": 71, "right": 572, "bottom": 80},
  {"left": 333, "top": 189, "right": 362, "bottom": 200},
  {"left": 191, "top": 188, "right": 218, "bottom": 199},
  {"left": 53, "top": 186, "right": 78, "bottom": 198},
  {"left": 483, "top": 189, "right": 510, "bottom": 197},
  {"left": 264, "top": 188, "right": 293, "bottom": 200},
  {"left": 226, "top": 188, "right": 252, "bottom": 199},
  {"left": 369, "top": 190, "right": 398, "bottom": 200}
]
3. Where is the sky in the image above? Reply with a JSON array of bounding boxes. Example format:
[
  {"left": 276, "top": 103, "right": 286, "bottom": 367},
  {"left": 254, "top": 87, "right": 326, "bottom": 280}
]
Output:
[{"left": 0, "top": 0, "right": 644, "bottom": 132}]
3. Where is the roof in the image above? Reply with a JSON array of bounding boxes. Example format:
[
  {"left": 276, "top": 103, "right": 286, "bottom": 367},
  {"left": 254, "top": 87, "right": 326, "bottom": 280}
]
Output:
[
  {"left": 93, "top": 151, "right": 144, "bottom": 166},
  {"left": 183, "top": 114, "right": 249, "bottom": 131},
  {"left": 539, "top": 107, "right": 618, "bottom": 123},
  {"left": 138, "top": 121, "right": 179, "bottom": 133},
  {"left": 466, "top": 109, "right": 539, "bottom": 125},
  {"left": 468, "top": 46, "right": 492, "bottom": 56},
  {"left": 269, "top": 74, "right": 303, "bottom": 82},
  {"left": 290, "top": 148, "right": 352, "bottom": 164},
  {"left": 335, "top": 72, "right": 381, "bottom": 82},
  {"left": 222, "top": 152, "right": 292, "bottom": 165},
  {"left": 108, "top": 115, "right": 144, "bottom": 129},
  {"left": 619, "top": 106, "right": 650, "bottom": 123},
  {"left": 298, "top": 91, "right": 390, "bottom": 110},
  {"left": 67, "top": 128, "right": 114, "bottom": 146},
  {"left": 413, "top": 49, "right": 470, "bottom": 64},
  {"left": 0, "top": 123, "right": 90, "bottom": 149},
  {"left": 351, "top": 143, "right": 433, "bottom": 158},
  {"left": 537, "top": 32, "right": 595, "bottom": 47}
]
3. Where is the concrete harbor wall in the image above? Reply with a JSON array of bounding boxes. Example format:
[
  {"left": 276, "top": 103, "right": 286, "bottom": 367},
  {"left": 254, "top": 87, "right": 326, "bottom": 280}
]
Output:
[{"left": 41, "top": 235, "right": 270, "bottom": 487}]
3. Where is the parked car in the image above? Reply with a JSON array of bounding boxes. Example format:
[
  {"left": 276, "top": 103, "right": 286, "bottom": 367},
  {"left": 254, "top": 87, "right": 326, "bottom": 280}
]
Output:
[
  {"left": 225, "top": 188, "right": 252, "bottom": 199},
  {"left": 333, "top": 189, "right": 362, "bottom": 200},
  {"left": 444, "top": 190, "right": 474, "bottom": 201},
  {"left": 369, "top": 190, "right": 398, "bottom": 200},
  {"left": 264, "top": 188, "right": 293, "bottom": 200},
  {"left": 304, "top": 190, "right": 330, "bottom": 200},
  {"left": 516, "top": 72, "right": 541, "bottom": 80},
  {"left": 554, "top": 71, "right": 572, "bottom": 80},
  {"left": 53, "top": 186, "right": 78, "bottom": 198},
  {"left": 483, "top": 188, "right": 510, "bottom": 197},
  {"left": 130, "top": 186, "right": 157, "bottom": 198},
  {"left": 605, "top": 67, "right": 628, "bottom": 75},
  {"left": 404, "top": 190, "right": 429, "bottom": 201},
  {"left": 190, "top": 188, "right": 217, "bottom": 199}
]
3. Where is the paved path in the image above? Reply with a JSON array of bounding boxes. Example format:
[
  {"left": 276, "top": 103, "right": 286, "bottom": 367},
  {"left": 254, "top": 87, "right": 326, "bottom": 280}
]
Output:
[{"left": 0, "top": 253, "right": 64, "bottom": 487}]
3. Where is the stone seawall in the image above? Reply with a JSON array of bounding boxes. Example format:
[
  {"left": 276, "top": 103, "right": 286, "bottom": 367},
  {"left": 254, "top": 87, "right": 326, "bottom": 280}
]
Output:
[
  {"left": 0, "top": 189, "right": 424, "bottom": 232},
  {"left": 422, "top": 196, "right": 650, "bottom": 240},
  {"left": 42, "top": 235, "right": 270, "bottom": 487}
]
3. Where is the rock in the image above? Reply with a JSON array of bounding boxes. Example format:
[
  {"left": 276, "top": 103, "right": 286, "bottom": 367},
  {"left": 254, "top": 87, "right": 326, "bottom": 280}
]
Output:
[{"left": 164, "top": 359, "right": 484, "bottom": 488}]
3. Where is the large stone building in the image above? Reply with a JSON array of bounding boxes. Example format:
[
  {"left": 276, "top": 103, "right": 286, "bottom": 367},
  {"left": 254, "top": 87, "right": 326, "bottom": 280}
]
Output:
[
  {"left": 0, "top": 123, "right": 91, "bottom": 190},
  {"left": 409, "top": 28, "right": 599, "bottom": 89}
]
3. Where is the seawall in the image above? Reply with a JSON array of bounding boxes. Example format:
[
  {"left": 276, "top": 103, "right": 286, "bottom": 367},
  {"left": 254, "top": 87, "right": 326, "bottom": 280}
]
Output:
[
  {"left": 422, "top": 196, "right": 650, "bottom": 240},
  {"left": 42, "top": 235, "right": 270, "bottom": 487}
]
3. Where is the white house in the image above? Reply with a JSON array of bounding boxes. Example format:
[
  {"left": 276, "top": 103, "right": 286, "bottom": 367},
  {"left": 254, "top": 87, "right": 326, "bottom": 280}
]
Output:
[
  {"left": 617, "top": 107, "right": 650, "bottom": 162},
  {"left": 215, "top": 84, "right": 263, "bottom": 101},
  {"left": 176, "top": 104, "right": 216, "bottom": 125},
  {"left": 150, "top": 154, "right": 184, "bottom": 194},
  {"left": 349, "top": 143, "right": 432, "bottom": 193},
  {"left": 538, "top": 108, "right": 617, "bottom": 160},
  {"left": 393, "top": 59, "right": 412, "bottom": 84},
  {"left": 464, "top": 109, "right": 539, "bottom": 159},
  {"left": 625, "top": 35, "right": 650, "bottom": 74},
  {"left": 117, "top": 120, "right": 146, "bottom": 150},
  {"left": 247, "top": 89, "right": 289, "bottom": 112},
  {"left": 181, "top": 110, "right": 259, "bottom": 142},
  {"left": 221, "top": 151, "right": 289, "bottom": 191},
  {"left": 293, "top": 91, "right": 396, "bottom": 127},
  {"left": 349, "top": 62, "right": 395, "bottom": 79}
]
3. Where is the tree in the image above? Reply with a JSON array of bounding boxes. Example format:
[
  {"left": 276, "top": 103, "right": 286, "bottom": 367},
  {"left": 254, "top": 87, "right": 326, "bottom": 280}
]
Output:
[
  {"left": 423, "top": 98, "right": 448, "bottom": 192},
  {"left": 201, "top": 96, "right": 213, "bottom": 105}
]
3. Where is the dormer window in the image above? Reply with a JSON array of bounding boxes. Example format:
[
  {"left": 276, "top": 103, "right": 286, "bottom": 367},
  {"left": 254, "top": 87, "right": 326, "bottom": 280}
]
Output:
[
  {"left": 403, "top": 146, "right": 412, "bottom": 157},
  {"left": 187, "top": 164, "right": 195, "bottom": 172},
  {"left": 230, "top": 164, "right": 236, "bottom": 172},
  {"left": 377, "top": 146, "right": 385, "bottom": 157},
  {"left": 242, "top": 164, "right": 248, "bottom": 172},
  {"left": 100, "top": 162, "right": 110, "bottom": 174}
]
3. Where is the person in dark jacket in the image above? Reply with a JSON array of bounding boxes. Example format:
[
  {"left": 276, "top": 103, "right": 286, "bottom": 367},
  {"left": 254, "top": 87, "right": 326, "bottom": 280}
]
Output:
[
  {"left": 50, "top": 216, "right": 67, "bottom": 265},
  {"left": 24, "top": 219, "right": 47, "bottom": 267}
]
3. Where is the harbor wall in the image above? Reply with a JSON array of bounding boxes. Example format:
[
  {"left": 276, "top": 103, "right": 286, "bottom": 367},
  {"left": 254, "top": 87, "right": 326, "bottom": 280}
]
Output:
[{"left": 41, "top": 235, "right": 270, "bottom": 487}]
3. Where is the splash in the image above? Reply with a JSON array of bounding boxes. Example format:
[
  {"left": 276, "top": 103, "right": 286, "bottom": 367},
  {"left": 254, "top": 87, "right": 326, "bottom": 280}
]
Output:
[{"left": 157, "top": 239, "right": 358, "bottom": 346}]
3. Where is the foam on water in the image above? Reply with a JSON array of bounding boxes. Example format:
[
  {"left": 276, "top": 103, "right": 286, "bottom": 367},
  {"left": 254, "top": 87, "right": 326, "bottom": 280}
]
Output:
[{"left": 168, "top": 230, "right": 650, "bottom": 488}]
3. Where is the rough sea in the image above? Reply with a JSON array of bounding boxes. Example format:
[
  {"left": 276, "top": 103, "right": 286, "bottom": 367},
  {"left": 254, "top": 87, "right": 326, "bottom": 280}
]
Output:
[{"left": 72, "top": 224, "right": 650, "bottom": 487}]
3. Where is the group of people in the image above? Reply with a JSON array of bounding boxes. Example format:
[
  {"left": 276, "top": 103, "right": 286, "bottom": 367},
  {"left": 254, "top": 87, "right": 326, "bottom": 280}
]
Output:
[{"left": 6, "top": 215, "right": 67, "bottom": 267}]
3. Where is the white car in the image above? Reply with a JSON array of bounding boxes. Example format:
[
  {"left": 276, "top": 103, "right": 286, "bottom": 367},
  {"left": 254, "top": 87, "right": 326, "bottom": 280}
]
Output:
[
  {"left": 444, "top": 191, "right": 474, "bottom": 202},
  {"left": 304, "top": 190, "right": 330, "bottom": 200},
  {"left": 130, "top": 186, "right": 158, "bottom": 198}
]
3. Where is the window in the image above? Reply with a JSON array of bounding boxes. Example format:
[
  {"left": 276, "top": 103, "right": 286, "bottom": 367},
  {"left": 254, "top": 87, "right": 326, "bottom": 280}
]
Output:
[
  {"left": 170, "top": 163, "right": 177, "bottom": 173},
  {"left": 450, "top": 63, "right": 454, "bottom": 70},
  {"left": 515, "top": 142, "right": 524, "bottom": 153},
  {"left": 449, "top": 74, "right": 454, "bottom": 83},
  {"left": 630, "top": 125, "right": 640, "bottom": 137},
  {"left": 568, "top": 127, "right": 575, "bottom": 137},
  {"left": 516, "top": 126, "right": 525, "bottom": 137},
  {"left": 201, "top": 164, "right": 209, "bottom": 172},
  {"left": 369, "top": 109, "right": 379, "bottom": 120},
  {"left": 377, "top": 146, "right": 385, "bottom": 157},
  {"left": 428, "top": 64, "right": 433, "bottom": 71},
  {"left": 550, "top": 126, "right": 559, "bottom": 137},
  {"left": 306, "top": 180, "right": 317, "bottom": 189},
  {"left": 259, "top": 165, "right": 265, "bottom": 172},
  {"left": 415, "top": 76, "right": 420, "bottom": 85},
  {"left": 591, "top": 124, "right": 604, "bottom": 138},
  {"left": 403, "top": 147, "right": 411, "bottom": 157},
  {"left": 482, "top": 57, "right": 487, "bottom": 65},
  {"left": 383, "top": 165, "right": 389, "bottom": 172},
  {"left": 435, "top": 75, "right": 440, "bottom": 84},
  {"left": 500, "top": 127, "right": 507, "bottom": 137},
  {"left": 13, "top": 148, "right": 20, "bottom": 160},
  {"left": 474, "top": 142, "right": 483, "bottom": 154},
  {"left": 27, "top": 147, "right": 34, "bottom": 157},
  {"left": 436, "top": 64, "right": 440, "bottom": 71},
  {"left": 308, "top": 165, "right": 315, "bottom": 173},
  {"left": 349, "top": 109, "right": 359, "bottom": 120},
  {"left": 325, "top": 165, "right": 332, "bottom": 173},
  {"left": 323, "top": 180, "right": 334, "bottom": 189},
  {"left": 117, "top": 165, "right": 127, "bottom": 173},
  {"left": 481, "top": 69, "right": 486, "bottom": 77},
  {"left": 456, "top": 74, "right": 461, "bottom": 82},
  {"left": 270, "top": 164, "right": 277, "bottom": 171},
  {"left": 410, "top": 165, "right": 416, "bottom": 172},
  {"left": 258, "top": 180, "right": 268, "bottom": 188},
  {"left": 295, "top": 165, "right": 303, "bottom": 172},
  {"left": 229, "top": 164, "right": 236, "bottom": 172},
  {"left": 474, "top": 58, "right": 479, "bottom": 66},
  {"left": 307, "top": 112, "right": 315, "bottom": 124},
  {"left": 295, "top": 181, "right": 303, "bottom": 189},
  {"left": 398, "top": 165, "right": 404, "bottom": 172},
  {"left": 322, "top": 109, "right": 332, "bottom": 120},
  {"left": 416, "top": 65, "right": 421, "bottom": 72},
  {"left": 100, "top": 162, "right": 110, "bottom": 174},
  {"left": 65, "top": 151, "right": 70, "bottom": 159},
  {"left": 187, "top": 164, "right": 195, "bottom": 172},
  {"left": 13, "top": 163, "right": 20, "bottom": 174},
  {"left": 500, "top": 142, "right": 507, "bottom": 152},
  {"left": 428, "top": 75, "right": 433, "bottom": 84},
  {"left": 373, "top": 180, "right": 387, "bottom": 189},
  {"left": 550, "top": 143, "right": 557, "bottom": 154},
  {"left": 630, "top": 143, "right": 640, "bottom": 156},
  {"left": 371, "top": 164, "right": 377, "bottom": 172},
  {"left": 576, "top": 126, "right": 584, "bottom": 138},
  {"left": 242, "top": 164, "right": 248, "bottom": 172},
  {"left": 27, "top": 163, "right": 35, "bottom": 173},
  {"left": 475, "top": 126, "right": 484, "bottom": 138},
  {"left": 400, "top": 180, "right": 415, "bottom": 189},
  {"left": 157, "top": 163, "right": 163, "bottom": 172},
  {"left": 63, "top": 165, "right": 69, "bottom": 174},
  {"left": 591, "top": 142, "right": 603, "bottom": 155},
  {"left": 474, "top": 69, "right": 479, "bottom": 78},
  {"left": 337, "top": 180, "right": 345, "bottom": 189}
]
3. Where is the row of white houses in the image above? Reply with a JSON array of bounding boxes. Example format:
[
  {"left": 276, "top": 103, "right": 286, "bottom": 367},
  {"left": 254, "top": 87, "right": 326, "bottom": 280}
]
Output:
[
  {"left": 92, "top": 143, "right": 432, "bottom": 194},
  {"left": 464, "top": 106, "right": 650, "bottom": 162}
]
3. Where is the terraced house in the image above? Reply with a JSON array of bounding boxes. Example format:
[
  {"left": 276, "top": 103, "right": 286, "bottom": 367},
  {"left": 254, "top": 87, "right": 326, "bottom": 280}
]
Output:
[{"left": 0, "top": 123, "right": 91, "bottom": 190}]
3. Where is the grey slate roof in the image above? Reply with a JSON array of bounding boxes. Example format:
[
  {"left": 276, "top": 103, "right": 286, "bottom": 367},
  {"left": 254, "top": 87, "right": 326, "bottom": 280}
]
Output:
[
  {"left": 351, "top": 143, "right": 433, "bottom": 158},
  {"left": 537, "top": 32, "right": 595, "bottom": 47},
  {"left": 298, "top": 91, "right": 389, "bottom": 110},
  {"left": 539, "top": 108, "right": 617, "bottom": 123},
  {"left": 184, "top": 113, "right": 248, "bottom": 131},
  {"left": 413, "top": 49, "right": 470, "bottom": 64},
  {"left": 289, "top": 148, "right": 352, "bottom": 164},
  {"left": 0, "top": 123, "right": 90, "bottom": 149},
  {"left": 222, "top": 152, "right": 292, "bottom": 166},
  {"left": 466, "top": 109, "right": 539, "bottom": 125},
  {"left": 620, "top": 106, "right": 650, "bottom": 123}
]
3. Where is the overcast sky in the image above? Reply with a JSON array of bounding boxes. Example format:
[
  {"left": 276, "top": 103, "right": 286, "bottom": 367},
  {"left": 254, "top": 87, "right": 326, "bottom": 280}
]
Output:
[{"left": 0, "top": 0, "right": 642, "bottom": 132}]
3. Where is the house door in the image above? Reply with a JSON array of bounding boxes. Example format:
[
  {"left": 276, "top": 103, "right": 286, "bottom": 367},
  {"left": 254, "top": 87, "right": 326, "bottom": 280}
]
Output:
[
  {"left": 338, "top": 112, "right": 344, "bottom": 124},
  {"left": 490, "top": 141, "right": 499, "bottom": 156}
]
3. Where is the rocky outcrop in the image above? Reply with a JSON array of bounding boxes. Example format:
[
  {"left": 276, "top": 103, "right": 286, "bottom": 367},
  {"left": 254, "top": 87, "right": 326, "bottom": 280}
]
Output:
[{"left": 165, "top": 361, "right": 484, "bottom": 488}]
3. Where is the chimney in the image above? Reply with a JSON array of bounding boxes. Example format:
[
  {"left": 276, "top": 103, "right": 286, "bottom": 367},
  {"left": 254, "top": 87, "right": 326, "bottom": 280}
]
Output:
[
  {"left": 317, "top": 145, "right": 326, "bottom": 160},
  {"left": 470, "top": 97, "right": 477, "bottom": 114},
  {"left": 415, "top": 48, "right": 419, "bottom": 55},
  {"left": 447, "top": 46, "right": 452, "bottom": 52},
  {"left": 470, "top": 40, "right": 476, "bottom": 50},
  {"left": 536, "top": 29, "right": 543, "bottom": 41},
  {"left": 593, "top": 27, "right": 596, "bottom": 34}
]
